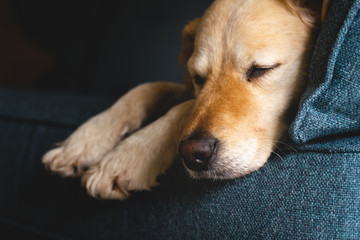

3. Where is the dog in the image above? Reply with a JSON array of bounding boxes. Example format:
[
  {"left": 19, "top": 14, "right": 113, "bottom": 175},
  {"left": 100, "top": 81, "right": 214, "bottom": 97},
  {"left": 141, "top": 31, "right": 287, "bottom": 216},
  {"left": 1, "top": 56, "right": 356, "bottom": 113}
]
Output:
[{"left": 43, "top": 0, "right": 329, "bottom": 199}]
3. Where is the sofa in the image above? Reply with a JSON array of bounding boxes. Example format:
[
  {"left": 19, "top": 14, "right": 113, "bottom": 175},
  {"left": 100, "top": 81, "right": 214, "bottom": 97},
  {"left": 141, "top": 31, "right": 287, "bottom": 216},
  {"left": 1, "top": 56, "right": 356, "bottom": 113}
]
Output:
[{"left": 0, "top": 0, "right": 359, "bottom": 239}]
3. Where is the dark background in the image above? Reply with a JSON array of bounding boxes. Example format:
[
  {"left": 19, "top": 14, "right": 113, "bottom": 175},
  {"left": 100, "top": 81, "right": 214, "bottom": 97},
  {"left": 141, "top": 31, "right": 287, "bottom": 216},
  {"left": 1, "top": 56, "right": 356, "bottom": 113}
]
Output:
[
  {"left": 0, "top": 0, "right": 213, "bottom": 96},
  {"left": 0, "top": 1, "right": 213, "bottom": 238}
]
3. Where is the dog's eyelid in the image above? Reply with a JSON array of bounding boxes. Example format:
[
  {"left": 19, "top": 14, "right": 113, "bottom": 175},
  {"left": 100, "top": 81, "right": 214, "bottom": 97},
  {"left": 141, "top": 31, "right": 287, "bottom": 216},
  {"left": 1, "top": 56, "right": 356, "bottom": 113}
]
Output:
[
  {"left": 194, "top": 74, "right": 206, "bottom": 85},
  {"left": 254, "top": 63, "right": 281, "bottom": 69},
  {"left": 247, "top": 63, "right": 281, "bottom": 82}
]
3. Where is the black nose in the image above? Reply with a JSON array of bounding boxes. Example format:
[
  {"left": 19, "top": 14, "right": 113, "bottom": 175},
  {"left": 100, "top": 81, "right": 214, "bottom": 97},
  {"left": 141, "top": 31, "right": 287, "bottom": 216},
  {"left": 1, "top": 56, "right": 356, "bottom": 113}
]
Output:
[{"left": 179, "top": 133, "right": 218, "bottom": 172}]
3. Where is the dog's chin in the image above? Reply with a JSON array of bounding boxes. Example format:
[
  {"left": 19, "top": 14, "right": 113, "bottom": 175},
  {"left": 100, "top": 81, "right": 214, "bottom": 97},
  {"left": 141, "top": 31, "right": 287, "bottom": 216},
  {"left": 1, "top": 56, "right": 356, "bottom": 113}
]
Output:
[
  {"left": 183, "top": 162, "right": 263, "bottom": 180},
  {"left": 182, "top": 151, "right": 272, "bottom": 180},
  {"left": 186, "top": 169, "right": 240, "bottom": 180}
]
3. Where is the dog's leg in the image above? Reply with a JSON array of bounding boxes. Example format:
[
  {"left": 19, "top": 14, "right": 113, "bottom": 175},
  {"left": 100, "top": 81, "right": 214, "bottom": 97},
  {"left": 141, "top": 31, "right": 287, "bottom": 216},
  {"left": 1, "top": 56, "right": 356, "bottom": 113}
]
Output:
[
  {"left": 82, "top": 100, "right": 195, "bottom": 200},
  {"left": 43, "top": 82, "right": 190, "bottom": 177}
]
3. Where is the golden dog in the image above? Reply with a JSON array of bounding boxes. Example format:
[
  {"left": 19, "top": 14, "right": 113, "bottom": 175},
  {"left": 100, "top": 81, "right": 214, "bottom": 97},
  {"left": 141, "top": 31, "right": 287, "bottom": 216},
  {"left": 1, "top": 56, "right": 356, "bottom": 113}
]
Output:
[{"left": 43, "top": 0, "right": 329, "bottom": 199}]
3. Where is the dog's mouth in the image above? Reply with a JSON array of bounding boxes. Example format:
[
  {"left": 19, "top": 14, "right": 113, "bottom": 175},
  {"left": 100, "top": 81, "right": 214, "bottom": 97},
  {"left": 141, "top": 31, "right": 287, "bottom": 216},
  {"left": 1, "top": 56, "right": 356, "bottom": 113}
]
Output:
[
  {"left": 183, "top": 164, "right": 238, "bottom": 179},
  {"left": 181, "top": 154, "right": 268, "bottom": 179},
  {"left": 181, "top": 156, "right": 261, "bottom": 179}
]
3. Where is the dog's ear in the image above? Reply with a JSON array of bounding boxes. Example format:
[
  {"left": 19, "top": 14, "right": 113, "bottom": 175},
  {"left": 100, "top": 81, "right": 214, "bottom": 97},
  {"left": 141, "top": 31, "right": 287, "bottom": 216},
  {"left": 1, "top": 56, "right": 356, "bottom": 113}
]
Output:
[
  {"left": 320, "top": 0, "right": 330, "bottom": 23},
  {"left": 178, "top": 18, "right": 201, "bottom": 94},
  {"left": 178, "top": 18, "right": 201, "bottom": 66},
  {"left": 283, "top": 0, "right": 330, "bottom": 27}
]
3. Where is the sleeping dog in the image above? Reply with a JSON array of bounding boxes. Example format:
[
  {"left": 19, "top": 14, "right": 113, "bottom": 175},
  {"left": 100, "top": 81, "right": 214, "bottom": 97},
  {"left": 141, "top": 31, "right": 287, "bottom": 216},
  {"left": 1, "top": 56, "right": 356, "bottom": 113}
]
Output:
[{"left": 43, "top": 0, "right": 329, "bottom": 199}]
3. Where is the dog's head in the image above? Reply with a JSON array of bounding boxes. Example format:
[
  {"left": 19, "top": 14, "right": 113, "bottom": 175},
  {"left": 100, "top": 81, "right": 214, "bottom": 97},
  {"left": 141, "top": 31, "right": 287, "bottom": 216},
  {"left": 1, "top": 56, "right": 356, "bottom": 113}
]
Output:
[{"left": 179, "top": 0, "right": 328, "bottom": 179}]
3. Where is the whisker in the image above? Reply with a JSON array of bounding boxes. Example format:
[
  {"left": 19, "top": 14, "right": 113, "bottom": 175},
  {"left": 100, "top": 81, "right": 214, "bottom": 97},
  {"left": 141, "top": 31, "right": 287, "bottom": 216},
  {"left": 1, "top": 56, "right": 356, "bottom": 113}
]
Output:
[
  {"left": 269, "top": 139, "right": 298, "bottom": 153},
  {"left": 271, "top": 151, "right": 284, "bottom": 161},
  {"left": 274, "top": 144, "right": 286, "bottom": 155}
]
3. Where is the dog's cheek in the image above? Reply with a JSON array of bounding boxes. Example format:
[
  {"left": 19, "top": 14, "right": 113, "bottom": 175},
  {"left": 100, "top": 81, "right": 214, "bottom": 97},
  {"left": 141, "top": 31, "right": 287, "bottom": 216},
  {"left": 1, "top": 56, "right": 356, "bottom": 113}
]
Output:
[{"left": 213, "top": 124, "right": 277, "bottom": 176}]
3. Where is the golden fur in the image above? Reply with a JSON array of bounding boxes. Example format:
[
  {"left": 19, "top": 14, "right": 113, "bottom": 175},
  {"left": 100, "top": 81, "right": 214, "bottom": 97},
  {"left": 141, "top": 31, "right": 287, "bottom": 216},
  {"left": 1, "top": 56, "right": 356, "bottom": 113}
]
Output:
[{"left": 43, "top": 0, "right": 329, "bottom": 199}]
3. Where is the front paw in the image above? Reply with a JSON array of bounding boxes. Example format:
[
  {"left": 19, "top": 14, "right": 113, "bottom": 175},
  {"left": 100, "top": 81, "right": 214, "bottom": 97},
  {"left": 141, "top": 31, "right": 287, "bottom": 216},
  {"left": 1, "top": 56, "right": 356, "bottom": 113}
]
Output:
[
  {"left": 81, "top": 101, "right": 194, "bottom": 199},
  {"left": 42, "top": 113, "right": 126, "bottom": 177},
  {"left": 82, "top": 162, "right": 159, "bottom": 200},
  {"left": 43, "top": 144, "right": 101, "bottom": 177},
  {"left": 81, "top": 137, "right": 166, "bottom": 199},
  {"left": 43, "top": 147, "right": 81, "bottom": 177}
]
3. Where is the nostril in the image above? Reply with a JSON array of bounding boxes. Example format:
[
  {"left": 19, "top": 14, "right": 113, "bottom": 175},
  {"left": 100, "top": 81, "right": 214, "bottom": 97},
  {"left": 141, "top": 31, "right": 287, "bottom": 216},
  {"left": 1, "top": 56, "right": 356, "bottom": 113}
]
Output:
[{"left": 179, "top": 134, "right": 217, "bottom": 172}]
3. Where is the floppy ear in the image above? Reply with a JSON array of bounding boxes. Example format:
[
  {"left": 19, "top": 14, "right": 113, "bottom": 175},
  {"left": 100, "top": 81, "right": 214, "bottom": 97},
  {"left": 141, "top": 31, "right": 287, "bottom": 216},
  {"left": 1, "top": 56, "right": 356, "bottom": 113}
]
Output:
[
  {"left": 178, "top": 18, "right": 201, "bottom": 94},
  {"left": 320, "top": 0, "right": 330, "bottom": 23},
  {"left": 178, "top": 18, "right": 201, "bottom": 66},
  {"left": 283, "top": 0, "right": 330, "bottom": 27}
]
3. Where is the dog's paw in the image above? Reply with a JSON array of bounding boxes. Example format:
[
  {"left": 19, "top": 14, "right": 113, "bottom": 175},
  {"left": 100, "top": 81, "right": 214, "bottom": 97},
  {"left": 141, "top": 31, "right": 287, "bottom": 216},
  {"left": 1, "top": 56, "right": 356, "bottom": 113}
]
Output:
[
  {"left": 82, "top": 148, "right": 160, "bottom": 200},
  {"left": 43, "top": 147, "right": 78, "bottom": 177},
  {"left": 81, "top": 124, "right": 176, "bottom": 199},
  {"left": 82, "top": 165, "right": 159, "bottom": 200},
  {"left": 42, "top": 113, "right": 129, "bottom": 177},
  {"left": 81, "top": 100, "right": 195, "bottom": 199},
  {"left": 42, "top": 144, "right": 104, "bottom": 177}
]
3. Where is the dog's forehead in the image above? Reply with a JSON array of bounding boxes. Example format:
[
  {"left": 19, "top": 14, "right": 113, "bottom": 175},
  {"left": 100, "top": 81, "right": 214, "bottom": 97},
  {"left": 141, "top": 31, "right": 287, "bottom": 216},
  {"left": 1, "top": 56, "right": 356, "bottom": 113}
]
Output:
[{"left": 193, "top": 0, "right": 305, "bottom": 68}]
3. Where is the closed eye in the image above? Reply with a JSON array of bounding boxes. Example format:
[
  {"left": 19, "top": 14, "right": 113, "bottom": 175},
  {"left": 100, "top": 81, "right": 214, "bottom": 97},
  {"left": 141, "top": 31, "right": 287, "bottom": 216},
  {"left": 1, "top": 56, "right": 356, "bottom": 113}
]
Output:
[
  {"left": 194, "top": 75, "right": 206, "bottom": 85},
  {"left": 246, "top": 63, "right": 280, "bottom": 82}
]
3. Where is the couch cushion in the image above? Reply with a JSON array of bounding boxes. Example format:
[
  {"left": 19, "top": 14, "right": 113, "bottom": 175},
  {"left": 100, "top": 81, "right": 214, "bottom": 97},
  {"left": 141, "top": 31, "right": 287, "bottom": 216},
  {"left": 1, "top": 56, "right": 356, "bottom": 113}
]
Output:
[
  {"left": 0, "top": 88, "right": 115, "bottom": 128},
  {"left": 0, "top": 101, "right": 359, "bottom": 239},
  {"left": 289, "top": 0, "right": 360, "bottom": 144}
]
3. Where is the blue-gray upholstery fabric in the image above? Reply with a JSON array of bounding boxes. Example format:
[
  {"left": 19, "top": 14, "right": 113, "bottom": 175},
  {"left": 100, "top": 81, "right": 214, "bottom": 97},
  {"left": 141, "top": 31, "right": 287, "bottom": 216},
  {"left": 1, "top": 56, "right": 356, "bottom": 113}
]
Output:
[
  {"left": 0, "top": 0, "right": 359, "bottom": 239},
  {"left": 0, "top": 90, "right": 358, "bottom": 239},
  {"left": 290, "top": 0, "right": 360, "bottom": 143}
]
